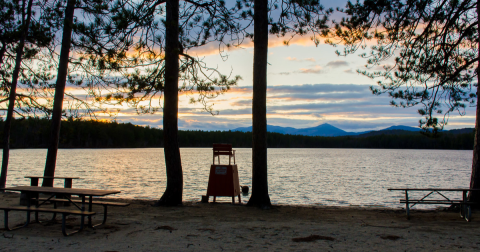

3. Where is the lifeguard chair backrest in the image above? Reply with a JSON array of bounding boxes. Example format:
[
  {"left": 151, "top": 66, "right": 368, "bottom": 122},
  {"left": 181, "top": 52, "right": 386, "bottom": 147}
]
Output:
[
  {"left": 212, "top": 143, "right": 236, "bottom": 165},
  {"left": 213, "top": 143, "right": 233, "bottom": 155}
]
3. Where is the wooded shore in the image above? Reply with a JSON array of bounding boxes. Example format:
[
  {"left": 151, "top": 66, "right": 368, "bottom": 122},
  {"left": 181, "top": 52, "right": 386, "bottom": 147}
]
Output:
[{"left": 1, "top": 118, "right": 474, "bottom": 150}]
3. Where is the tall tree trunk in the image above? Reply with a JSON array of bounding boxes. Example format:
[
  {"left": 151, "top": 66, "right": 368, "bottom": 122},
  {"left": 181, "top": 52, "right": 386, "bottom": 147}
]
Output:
[
  {"left": 42, "top": 0, "right": 76, "bottom": 187},
  {"left": 469, "top": 0, "right": 480, "bottom": 202},
  {"left": 247, "top": 0, "right": 271, "bottom": 208},
  {"left": 154, "top": 0, "right": 183, "bottom": 206},
  {"left": 0, "top": 0, "right": 34, "bottom": 190}
]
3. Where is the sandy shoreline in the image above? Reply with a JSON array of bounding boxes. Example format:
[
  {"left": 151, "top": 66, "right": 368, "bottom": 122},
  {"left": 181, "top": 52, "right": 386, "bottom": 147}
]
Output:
[{"left": 1, "top": 192, "right": 480, "bottom": 251}]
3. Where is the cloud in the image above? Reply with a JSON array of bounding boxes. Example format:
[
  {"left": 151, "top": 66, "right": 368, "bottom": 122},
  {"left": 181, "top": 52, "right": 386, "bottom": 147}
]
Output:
[
  {"left": 73, "top": 81, "right": 476, "bottom": 132},
  {"left": 186, "top": 34, "right": 322, "bottom": 57},
  {"left": 344, "top": 69, "right": 354, "bottom": 74},
  {"left": 298, "top": 65, "right": 324, "bottom": 74},
  {"left": 178, "top": 116, "right": 252, "bottom": 131},
  {"left": 286, "top": 57, "right": 316, "bottom": 62},
  {"left": 267, "top": 83, "right": 368, "bottom": 94},
  {"left": 229, "top": 87, "right": 253, "bottom": 94},
  {"left": 326, "top": 60, "right": 349, "bottom": 68},
  {"left": 230, "top": 100, "right": 252, "bottom": 107},
  {"left": 273, "top": 60, "right": 351, "bottom": 75}
]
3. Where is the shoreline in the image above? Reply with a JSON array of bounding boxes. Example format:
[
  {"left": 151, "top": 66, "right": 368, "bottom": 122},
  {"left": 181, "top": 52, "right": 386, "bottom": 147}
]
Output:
[
  {"left": 0, "top": 190, "right": 459, "bottom": 213},
  {"left": 2, "top": 192, "right": 479, "bottom": 251},
  {"left": 0, "top": 191, "right": 441, "bottom": 211}
]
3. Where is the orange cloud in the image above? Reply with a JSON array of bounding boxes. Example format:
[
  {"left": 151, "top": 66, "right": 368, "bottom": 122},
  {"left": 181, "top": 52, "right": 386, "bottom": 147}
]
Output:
[
  {"left": 187, "top": 34, "right": 324, "bottom": 57},
  {"left": 298, "top": 65, "right": 324, "bottom": 74}
]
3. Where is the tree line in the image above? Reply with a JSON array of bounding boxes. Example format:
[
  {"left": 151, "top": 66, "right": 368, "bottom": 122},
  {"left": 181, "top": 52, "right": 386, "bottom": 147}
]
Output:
[{"left": 1, "top": 118, "right": 474, "bottom": 150}]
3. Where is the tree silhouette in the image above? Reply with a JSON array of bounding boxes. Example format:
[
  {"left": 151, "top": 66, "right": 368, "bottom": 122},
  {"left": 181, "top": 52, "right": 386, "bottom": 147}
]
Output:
[
  {"left": 43, "top": 0, "right": 118, "bottom": 186},
  {"left": 0, "top": 0, "right": 56, "bottom": 189},
  {"left": 323, "top": 0, "right": 480, "bottom": 201},
  {"left": 240, "top": 0, "right": 331, "bottom": 208},
  {"left": 78, "top": 0, "right": 243, "bottom": 205}
]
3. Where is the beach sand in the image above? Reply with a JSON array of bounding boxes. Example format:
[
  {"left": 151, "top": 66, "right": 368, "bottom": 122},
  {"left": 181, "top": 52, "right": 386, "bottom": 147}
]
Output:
[{"left": 1, "top": 192, "right": 479, "bottom": 251}]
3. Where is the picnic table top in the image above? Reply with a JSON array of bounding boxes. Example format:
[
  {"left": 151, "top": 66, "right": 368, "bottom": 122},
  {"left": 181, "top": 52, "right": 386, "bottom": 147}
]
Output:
[
  {"left": 24, "top": 176, "right": 80, "bottom": 179},
  {"left": 2, "top": 186, "right": 120, "bottom": 196},
  {"left": 388, "top": 188, "right": 480, "bottom": 191}
]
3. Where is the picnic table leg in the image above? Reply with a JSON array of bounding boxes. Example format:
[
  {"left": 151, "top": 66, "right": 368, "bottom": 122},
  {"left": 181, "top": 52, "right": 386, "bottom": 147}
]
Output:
[
  {"left": 61, "top": 213, "right": 86, "bottom": 236},
  {"left": 90, "top": 204, "right": 108, "bottom": 228},
  {"left": 462, "top": 190, "right": 471, "bottom": 221},
  {"left": 61, "top": 179, "right": 73, "bottom": 207},
  {"left": 238, "top": 194, "right": 241, "bottom": 204},
  {"left": 88, "top": 196, "right": 93, "bottom": 227},
  {"left": 3, "top": 209, "right": 31, "bottom": 231},
  {"left": 20, "top": 178, "right": 39, "bottom": 205},
  {"left": 405, "top": 190, "right": 410, "bottom": 220},
  {"left": 80, "top": 196, "right": 86, "bottom": 226}
]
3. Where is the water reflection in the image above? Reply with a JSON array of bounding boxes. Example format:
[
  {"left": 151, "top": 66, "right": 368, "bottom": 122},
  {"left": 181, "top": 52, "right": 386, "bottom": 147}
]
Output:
[{"left": 4, "top": 148, "right": 472, "bottom": 208}]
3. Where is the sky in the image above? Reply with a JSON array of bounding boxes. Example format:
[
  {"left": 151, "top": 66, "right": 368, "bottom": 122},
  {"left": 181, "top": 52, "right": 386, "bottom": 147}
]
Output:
[
  {"left": 78, "top": 0, "right": 477, "bottom": 132},
  {"left": 98, "top": 35, "right": 475, "bottom": 132}
]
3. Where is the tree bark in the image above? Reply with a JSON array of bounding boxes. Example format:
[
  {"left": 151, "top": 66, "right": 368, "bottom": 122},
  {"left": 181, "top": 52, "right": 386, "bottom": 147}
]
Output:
[
  {"left": 42, "top": 0, "right": 76, "bottom": 187},
  {"left": 0, "top": 0, "right": 34, "bottom": 190},
  {"left": 247, "top": 0, "right": 272, "bottom": 208},
  {"left": 468, "top": 0, "right": 480, "bottom": 202},
  {"left": 154, "top": 0, "right": 183, "bottom": 206}
]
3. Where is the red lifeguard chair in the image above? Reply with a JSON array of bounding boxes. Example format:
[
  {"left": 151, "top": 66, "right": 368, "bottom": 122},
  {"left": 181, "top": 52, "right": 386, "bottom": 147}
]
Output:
[{"left": 206, "top": 144, "right": 241, "bottom": 204}]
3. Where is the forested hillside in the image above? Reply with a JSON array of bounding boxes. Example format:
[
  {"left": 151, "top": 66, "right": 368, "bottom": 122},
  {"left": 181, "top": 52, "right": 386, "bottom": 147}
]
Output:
[{"left": 0, "top": 118, "right": 474, "bottom": 149}]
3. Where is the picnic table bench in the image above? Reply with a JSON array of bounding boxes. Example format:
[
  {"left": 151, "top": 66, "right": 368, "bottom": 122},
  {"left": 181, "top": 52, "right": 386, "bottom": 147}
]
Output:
[
  {"left": 1, "top": 186, "right": 126, "bottom": 236},
  {"left": 1, "top": 206, "right": 95, "bottom": 236},
  {"left": 38, "top": 197, "right": 129, "bottom": 226},
  {"left": 388, "top": 188, "right": 480, "bottom": 221}
]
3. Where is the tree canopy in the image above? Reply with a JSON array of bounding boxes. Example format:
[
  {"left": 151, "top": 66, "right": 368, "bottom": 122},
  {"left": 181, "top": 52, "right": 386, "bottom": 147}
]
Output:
[{"left": 324, "top": 0, "right": 477, "bottom": 133}]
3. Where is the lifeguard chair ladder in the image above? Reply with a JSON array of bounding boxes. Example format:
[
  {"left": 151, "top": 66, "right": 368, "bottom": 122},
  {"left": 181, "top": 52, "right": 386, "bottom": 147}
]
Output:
[{"left": 213, "top": 143, "right": 236, "bottom": 165}]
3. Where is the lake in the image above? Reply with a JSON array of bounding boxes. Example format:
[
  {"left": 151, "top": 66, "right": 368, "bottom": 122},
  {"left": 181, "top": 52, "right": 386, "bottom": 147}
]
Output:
[{"left": 3, "top": 148, "right": 473, "bottom": 208}]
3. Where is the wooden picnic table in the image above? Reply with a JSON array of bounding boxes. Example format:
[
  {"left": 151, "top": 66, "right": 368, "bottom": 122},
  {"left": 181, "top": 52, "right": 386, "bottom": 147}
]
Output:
[
  {"left": 388, "top": 188, "right": 480, "bottom": 221},
  {"left": 1, "top": 186, "right": 122, "bottom": 235}
]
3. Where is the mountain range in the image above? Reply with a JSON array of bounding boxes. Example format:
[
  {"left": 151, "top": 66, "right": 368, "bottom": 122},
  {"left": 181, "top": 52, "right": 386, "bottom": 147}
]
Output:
[{"left": 233, "top": 123, "right": 470, "bottom": 137}]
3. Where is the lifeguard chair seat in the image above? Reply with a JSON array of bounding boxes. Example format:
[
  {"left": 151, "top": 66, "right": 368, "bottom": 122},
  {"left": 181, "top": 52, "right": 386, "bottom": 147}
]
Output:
[{"left": 213, "top": 143, "right": 236, "bottom": 165}]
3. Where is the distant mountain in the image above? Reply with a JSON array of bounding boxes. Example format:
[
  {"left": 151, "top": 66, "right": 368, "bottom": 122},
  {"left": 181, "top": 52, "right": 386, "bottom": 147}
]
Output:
[
  {"left": 233, "top": 125, "right": 297, "bottom": 135},
  {"left": 233, "top": 123, "right": 471, "bottom": 137},
  {"left": 381, "top": 125, "right": 421, "bottom": 131},
  {"left": 234, "top": 123, "right": 355, "bottom": 137},
  {"left": 294, "top": 123, "right": 352, "bottom": 137},
  {"left": 356, "top": 129, "right": 420, "bottom": 137}
]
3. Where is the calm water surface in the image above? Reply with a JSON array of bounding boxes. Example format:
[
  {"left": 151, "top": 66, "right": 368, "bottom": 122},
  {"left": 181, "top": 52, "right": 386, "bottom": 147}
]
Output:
[{"left": 4, "top": 148, "right": 472, "bottom": 208}]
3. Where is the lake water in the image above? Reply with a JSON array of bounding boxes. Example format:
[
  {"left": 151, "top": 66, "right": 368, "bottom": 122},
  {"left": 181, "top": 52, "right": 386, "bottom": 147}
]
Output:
[{"left": 3, "top": 148, "right": 473, "bottom": 209}]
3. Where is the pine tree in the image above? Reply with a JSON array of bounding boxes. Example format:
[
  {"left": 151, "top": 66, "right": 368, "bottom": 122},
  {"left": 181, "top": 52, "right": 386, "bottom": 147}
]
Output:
[
  {"left": 0, "top": 0, "right": 57, "bottom": 189},
  {"left": 323, "top": 0, "right": 480, "bottom": 201},
  {"left": 77, "top": 0, "right": 243, "bottom": 205},
  {"left": 239, "top": 0, "right": 331, "bottom": 208}
]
